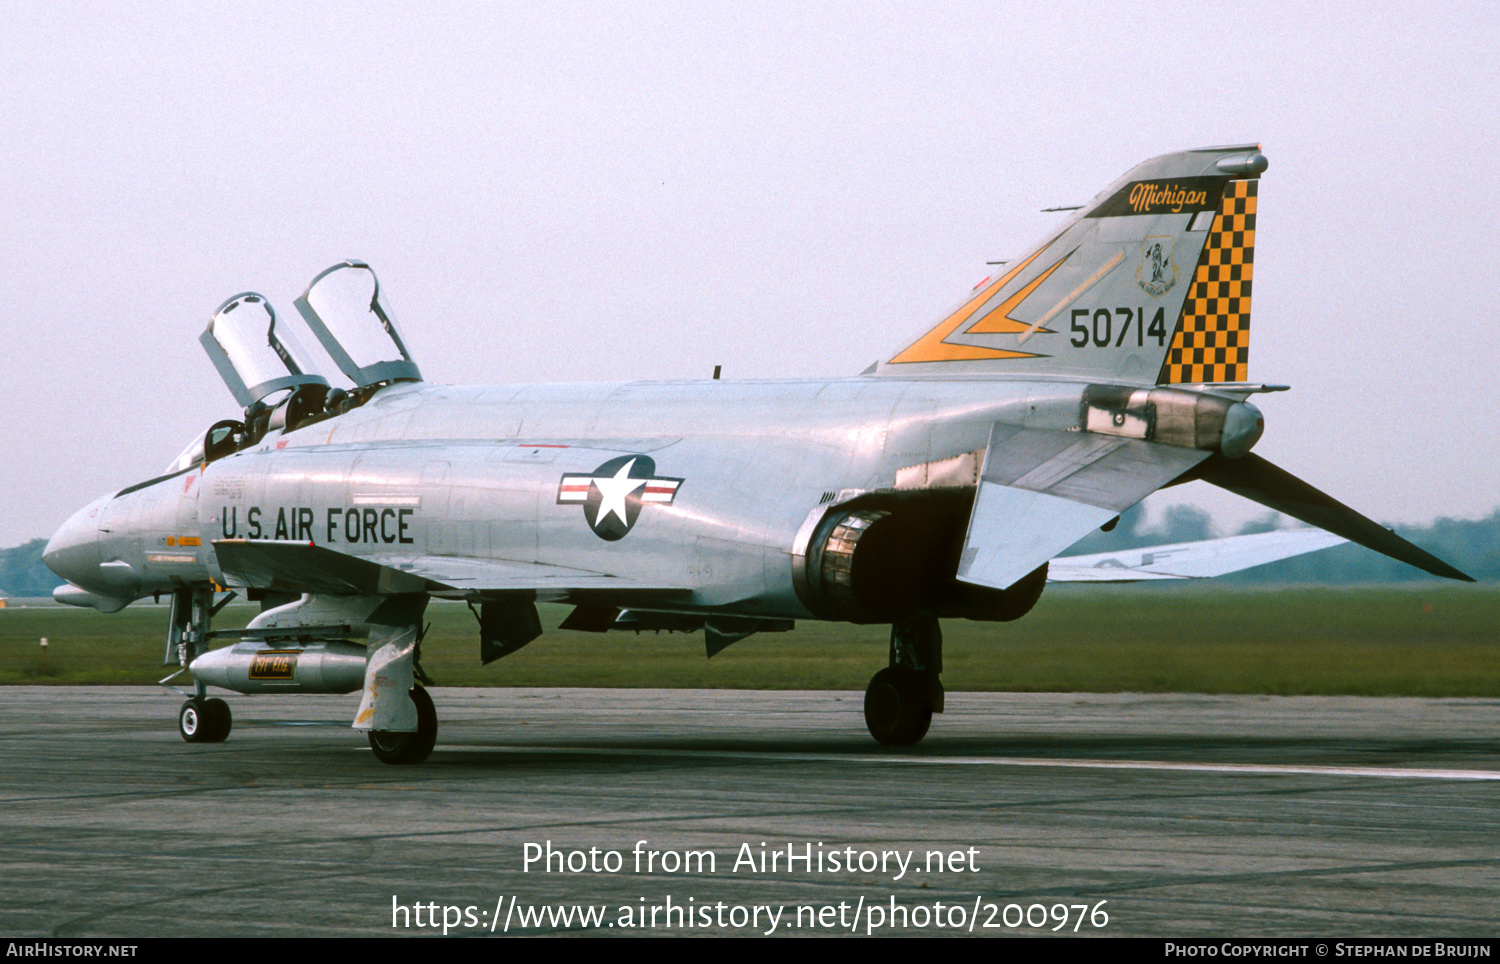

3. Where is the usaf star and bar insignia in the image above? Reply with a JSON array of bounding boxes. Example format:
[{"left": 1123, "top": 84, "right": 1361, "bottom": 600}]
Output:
[{"left": 557, "top": 455, "right": 683, "bottom": 541}]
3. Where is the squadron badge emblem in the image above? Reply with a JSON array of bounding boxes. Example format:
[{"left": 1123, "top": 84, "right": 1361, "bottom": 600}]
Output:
[
  {"left": 1136, "top": 236, "right": 1178, "bottom": 298},
  {"left": 557, "top": 455, "right": 683, "bottom": 541}
]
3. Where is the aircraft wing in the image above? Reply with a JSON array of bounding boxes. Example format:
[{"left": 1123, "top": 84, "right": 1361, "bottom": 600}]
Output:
[
  {"left": 956, "top": 424, "right": 1210, "bottom": 591},
  {"left": 212, "top": 539, "right": 691, "bottom": 599},
  {"left": 1048, "top": 529, "right": 1348, "bottom": 582}
]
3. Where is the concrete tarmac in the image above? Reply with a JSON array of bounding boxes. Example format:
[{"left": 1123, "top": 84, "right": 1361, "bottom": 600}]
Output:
[{"left": 1, "top": 686, "right": 1497, "bottom": 938}]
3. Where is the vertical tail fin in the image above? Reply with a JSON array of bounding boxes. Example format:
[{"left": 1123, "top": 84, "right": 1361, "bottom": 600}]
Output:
[{"left": 876, "top": 145, "right": 1267, "bottom": 385}]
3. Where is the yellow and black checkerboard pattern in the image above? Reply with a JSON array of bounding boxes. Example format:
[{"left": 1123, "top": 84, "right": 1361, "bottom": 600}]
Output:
[{"left": 1161, "top": 178, "right": 1257, "bottom": 384}]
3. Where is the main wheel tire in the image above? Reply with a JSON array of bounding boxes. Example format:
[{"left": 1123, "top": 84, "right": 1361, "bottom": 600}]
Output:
[
  {"left": 179, "top": 699, "right": 210, "bottom": 743},
  {"left": 863, "top": 667, "right": 933, "bottom": 746},
  {"left": 202, "top": 697, "right": 232, "bottom": 742},
  {"left": 368, "top": 686, "right": 438, "bottom": 765}
]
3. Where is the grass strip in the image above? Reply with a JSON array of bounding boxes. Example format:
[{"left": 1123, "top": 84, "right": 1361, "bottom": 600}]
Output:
[{"left": 0, "top": 585, "right": 1493, "bottom": 696}]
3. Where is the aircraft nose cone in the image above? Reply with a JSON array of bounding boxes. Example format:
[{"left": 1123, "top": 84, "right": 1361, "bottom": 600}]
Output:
[{"left": 44, "top": 498, "right": 105, "bottom": 588}]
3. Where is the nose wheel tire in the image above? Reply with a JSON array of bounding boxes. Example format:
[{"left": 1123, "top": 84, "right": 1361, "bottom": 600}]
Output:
[
  {"left": 863, "top": 667, "right": 933, "bottom": 746},
  {"left": 179, "top": 697, "right": 232, "bottom": 743},
  {"left": 368, "top": 686, "right": 438, "bottom": 765}
]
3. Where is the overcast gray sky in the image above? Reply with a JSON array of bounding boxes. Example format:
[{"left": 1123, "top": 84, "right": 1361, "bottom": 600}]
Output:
[{"left": 3, "top": 1, "right": 1496, "bottom": 547}]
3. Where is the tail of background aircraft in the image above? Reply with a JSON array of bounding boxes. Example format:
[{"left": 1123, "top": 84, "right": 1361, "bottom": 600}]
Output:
[{"left": 876, "top": 144, "right": 1267, "bottom": 386}]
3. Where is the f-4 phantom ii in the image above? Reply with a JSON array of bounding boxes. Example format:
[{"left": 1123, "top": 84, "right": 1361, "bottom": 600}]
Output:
[{"left": 44, "top": 145, "right": 1470, "bottom": 763}]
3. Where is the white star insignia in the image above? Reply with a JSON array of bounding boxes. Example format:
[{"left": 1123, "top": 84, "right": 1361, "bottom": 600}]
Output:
[{"left": 591, "top": 458, "right": 647, "bottom": 527}]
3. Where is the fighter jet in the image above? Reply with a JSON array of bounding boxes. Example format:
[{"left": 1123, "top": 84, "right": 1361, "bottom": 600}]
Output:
[{"left": 43, "top": 145, "right": 1470, "bottom": 764}]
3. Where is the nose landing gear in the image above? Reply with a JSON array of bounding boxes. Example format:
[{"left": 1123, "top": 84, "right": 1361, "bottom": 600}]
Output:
[{"left": 167, "top": 587, "right": 235, "bottom": 744}]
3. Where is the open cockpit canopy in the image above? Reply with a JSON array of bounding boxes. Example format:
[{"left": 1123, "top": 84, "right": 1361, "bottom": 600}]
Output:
[
  {"left": 200, "top": 293, "right": 328, "bottom": 408},
  {"left": 189, "top": 262, "right": 422, "bottom": 468},
  {"left": 294, "top": 260, "right": 421, "bottom": 389}
]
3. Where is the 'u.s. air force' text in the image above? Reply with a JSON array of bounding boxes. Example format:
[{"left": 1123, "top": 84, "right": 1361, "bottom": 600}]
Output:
[{"left": 218, "top": 505, "right": 415, "bottom": 544}]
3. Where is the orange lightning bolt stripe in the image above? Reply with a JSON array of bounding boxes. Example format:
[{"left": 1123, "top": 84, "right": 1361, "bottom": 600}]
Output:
[
  {"left": 967, "top": 249, "right": 1073, "bottom": 335},
  {"left": 888, "top": 243, "right": 1070, "bottom": 363}
]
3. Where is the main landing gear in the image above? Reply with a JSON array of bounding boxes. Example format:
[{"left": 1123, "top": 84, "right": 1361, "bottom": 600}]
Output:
[
  {"left": 863, "top": 613, "right": 943, "bottom": 746},
  {"left": 367, "top": 686, "right": 438, "bottom": 765}
]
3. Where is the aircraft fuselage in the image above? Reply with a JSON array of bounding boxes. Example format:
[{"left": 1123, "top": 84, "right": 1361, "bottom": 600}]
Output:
[{"left": 49, "top": 373, "right": 1220, "bottom": 619}]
